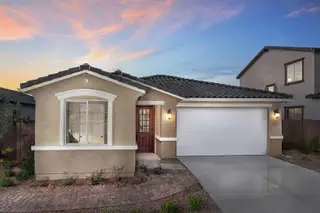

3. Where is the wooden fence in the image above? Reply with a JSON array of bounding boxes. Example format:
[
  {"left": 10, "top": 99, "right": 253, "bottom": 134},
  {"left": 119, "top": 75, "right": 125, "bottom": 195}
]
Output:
[
  {"left": 282, "top": 119, "right": 320, "bottom": 145},
  {"left": 1, "top": 121, "right": 35, "bottom": 161}
]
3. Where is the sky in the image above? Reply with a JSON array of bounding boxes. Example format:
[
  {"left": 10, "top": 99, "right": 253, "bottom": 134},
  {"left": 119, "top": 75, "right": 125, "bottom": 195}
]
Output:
[{"left": 1, "top": 0, "right": 320, "bottom": 90}]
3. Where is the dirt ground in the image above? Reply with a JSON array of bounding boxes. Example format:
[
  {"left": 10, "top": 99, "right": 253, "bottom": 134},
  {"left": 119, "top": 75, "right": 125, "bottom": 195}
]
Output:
[{"left": 277, "top": 150, "right": 320, "bottom": 173}]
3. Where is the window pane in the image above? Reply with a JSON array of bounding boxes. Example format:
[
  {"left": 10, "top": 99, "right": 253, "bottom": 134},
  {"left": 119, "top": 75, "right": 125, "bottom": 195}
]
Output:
[
  {"left": 294, "top": 61, "right": 303, "bottom": 81},
  {"left": 66, "top": 102, "right": 86, "bottom": 144},
  {"left": 286, "top": 64, "right": 294, "bottom": 83},
  {"left": 286, "top": 108, "right": 303, "bottom": 120},
  {"left": 87, "top": 102, "right": 107, "bottom": 144}
]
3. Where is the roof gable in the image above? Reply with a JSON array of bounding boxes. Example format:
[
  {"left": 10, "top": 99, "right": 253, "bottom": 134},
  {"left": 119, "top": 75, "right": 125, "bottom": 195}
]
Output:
[
  {"left": 20, "top": 63, "right": 147, "bottom": 93},
  {"left": 236, "top": 46, "right": 320, "bottom": 79}
]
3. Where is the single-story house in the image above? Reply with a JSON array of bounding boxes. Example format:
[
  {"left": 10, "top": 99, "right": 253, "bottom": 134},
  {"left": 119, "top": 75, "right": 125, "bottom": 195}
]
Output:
[{"left": 20, "top": 63, "right": 292, "bottom": 180}]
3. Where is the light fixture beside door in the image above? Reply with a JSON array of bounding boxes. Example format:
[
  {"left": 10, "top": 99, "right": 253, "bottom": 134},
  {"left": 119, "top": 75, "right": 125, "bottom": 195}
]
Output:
[{"left": 167, "top": 109, "right": 172, "bottom": 120}]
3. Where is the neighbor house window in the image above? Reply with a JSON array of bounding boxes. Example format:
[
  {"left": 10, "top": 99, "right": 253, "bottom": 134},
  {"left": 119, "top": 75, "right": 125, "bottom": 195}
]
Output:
[
  {"left": 285, "top": 106, "right": 304, "bottom": 120},
  {"left": 66, "top": 101, "right": 107, "bottom": 144},
  {"left": 285, "top": 58, "right": 304, "bottom": 85},
  {"left": 266, "top": 83, "right": 276, "bottom": 92}
]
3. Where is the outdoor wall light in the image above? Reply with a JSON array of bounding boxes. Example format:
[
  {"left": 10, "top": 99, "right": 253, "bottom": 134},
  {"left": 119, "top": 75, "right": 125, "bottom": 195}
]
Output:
[
  {"left": 167, "top": 109, "right": 172, "bottom": 120},
  {"left": 274, "top": 109, "right": 280, "bottom": 119}
]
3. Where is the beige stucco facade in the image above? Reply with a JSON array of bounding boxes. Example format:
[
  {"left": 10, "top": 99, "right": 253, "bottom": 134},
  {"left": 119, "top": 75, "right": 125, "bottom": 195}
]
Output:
[
  {"left": 139, "top": 89, "right": 180, "bottom": 158},
  {"left": 29, "top": 73, "right": 143, "bottom": 180},
  {"left": 239, "top": 49, "right": 320, "bottom": 120},
  {"left": 27, "top": 71, "right": 287, "bottom": 180}
]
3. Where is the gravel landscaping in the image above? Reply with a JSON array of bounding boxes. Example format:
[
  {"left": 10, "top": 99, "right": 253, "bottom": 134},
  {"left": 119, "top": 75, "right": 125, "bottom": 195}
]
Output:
[
  {"left": 0, "top": 162, "right": 221, "bottom": 213},
  {"left": 278, "top": 149, "right": 320, "bottom": 173}
]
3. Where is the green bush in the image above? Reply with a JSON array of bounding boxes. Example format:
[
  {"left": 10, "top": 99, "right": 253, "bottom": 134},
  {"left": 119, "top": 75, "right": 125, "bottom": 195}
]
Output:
[
  {"left": 91, "top": 170, "right": 104, "bottom": 185},
  {"left": 160, "top": 202, "right": 178, "bottom": 213},
  {"left": 3, "top": 169, "right": 13, "bottom": 177},
  {"left": 188, "top": 195, "right": 202, "bottom": 211},
  {"left": 21, "top": 153, "right": 35, "bottom": 176},
  {"left": 62, "top": 172, "right": 78, "bottom": 186},
  {"left": 15, "top": 170, "right": 29, "bottom": 181},
  {"left": 0, "top": 178, "right": 14, "bottom": 187}
]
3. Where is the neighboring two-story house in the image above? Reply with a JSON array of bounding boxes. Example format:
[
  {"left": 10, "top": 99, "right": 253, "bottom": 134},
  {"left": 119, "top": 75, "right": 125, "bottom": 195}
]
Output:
[{"left": 237, "top": 46, "right": 320, "bottom": 121}]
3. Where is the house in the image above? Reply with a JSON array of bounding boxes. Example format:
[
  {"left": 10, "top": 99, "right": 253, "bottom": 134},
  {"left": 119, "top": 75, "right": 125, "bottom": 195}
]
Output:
[
  {"left": 0, "top": 87, "right": 35, "bottom": 121},
  {"left": 20, "top": 63, "right": 291, "bottom": 180},
  {"left": 236, "top": 46, "right": 320, "bottom": 121}
]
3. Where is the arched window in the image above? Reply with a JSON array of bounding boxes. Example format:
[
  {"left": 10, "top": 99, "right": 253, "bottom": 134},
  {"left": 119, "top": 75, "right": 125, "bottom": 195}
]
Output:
[{"left": 55, "top": 89, "right": 116, "bottom": 146}]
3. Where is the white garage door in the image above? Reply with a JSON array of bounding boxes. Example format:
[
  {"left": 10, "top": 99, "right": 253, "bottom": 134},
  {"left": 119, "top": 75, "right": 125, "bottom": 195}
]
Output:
[{"left": 177, "top": 107, "right": 268, "bottom": 156}]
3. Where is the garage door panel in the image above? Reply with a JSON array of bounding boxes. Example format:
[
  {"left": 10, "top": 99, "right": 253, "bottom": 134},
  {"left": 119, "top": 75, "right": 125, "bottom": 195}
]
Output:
[{"left": 177, "top": 108, "right": 267, "bottom": 156}]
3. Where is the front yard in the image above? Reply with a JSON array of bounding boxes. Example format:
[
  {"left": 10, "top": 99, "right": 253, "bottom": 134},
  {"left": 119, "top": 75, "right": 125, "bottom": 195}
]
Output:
[
  {"left": 0, "top": 162, "right": 221, "bottom": 213},
  {"left": 278, "top": 149, "right": 320, "bottom": 173}
]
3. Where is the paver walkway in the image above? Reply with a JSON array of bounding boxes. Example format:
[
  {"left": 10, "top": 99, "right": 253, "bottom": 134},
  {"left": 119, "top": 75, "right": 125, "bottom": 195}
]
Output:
[{"left": 0, "top": 170, "right": 196, "bottom": 212}]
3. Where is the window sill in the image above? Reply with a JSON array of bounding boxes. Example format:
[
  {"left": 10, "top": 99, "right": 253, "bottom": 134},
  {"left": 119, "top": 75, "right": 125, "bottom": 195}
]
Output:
[
  {"left": 284, "top": 80, "right": 304, "bottom": 86},
  {"left": 31, "top": 145, "right": 138, "bottom": 151},
  {"left": 270, "top": 136, "right": 284, "bottom": 140}
]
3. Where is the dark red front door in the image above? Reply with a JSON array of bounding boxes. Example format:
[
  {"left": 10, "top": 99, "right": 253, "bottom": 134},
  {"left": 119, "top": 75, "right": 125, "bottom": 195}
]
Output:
[{"left": 136, "top": 106, "right": 154, "bottom": 153}]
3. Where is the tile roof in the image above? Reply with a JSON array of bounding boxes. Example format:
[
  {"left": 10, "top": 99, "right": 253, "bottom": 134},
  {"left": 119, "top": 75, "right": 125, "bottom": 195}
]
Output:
[
  {"left": 237, "top": 46, "right": 320, "bottom": 79},
  {"left": 0, "top": 87, "right": 35, "bottom": 105},
  {"left": 139, "top": 74, "right": 292, "bottom": 99},
  {"left": 306, "top": 93, "right": 320, "bottom": 99},
  {"left": 20, "top": 63, "right": 147, "bottom": 91},
  {"left": 20, "top": 63, "right": 292, "bottom": 100}
]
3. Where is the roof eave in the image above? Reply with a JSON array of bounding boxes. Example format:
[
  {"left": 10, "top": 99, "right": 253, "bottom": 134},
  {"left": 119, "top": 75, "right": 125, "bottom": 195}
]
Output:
[{"left": 20, "top": 70, "right": 146, "bottom": 94}]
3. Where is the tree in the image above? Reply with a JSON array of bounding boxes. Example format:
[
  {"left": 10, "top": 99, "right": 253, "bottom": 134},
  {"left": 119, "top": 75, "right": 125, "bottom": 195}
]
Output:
[{"left": 0, "top": 98, "right": 20, "bottom": 166}]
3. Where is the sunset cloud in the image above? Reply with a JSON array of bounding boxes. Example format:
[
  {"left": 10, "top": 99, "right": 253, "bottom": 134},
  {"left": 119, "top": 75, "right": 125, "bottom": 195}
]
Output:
[
  {"left": 71, "top": 21, "right": 122, "bottom": 40},
  {"left": 286, "top": 6, "right": 320, "bottom": 18},
  {"left": 0, "top": 6, "right": 40, "bottom": 40},
  {"left": 121, "top": 48, "right": 155, "bottom": 61},
  {"left": 121, "top": 0, "right": 174, "bottom": 25}
]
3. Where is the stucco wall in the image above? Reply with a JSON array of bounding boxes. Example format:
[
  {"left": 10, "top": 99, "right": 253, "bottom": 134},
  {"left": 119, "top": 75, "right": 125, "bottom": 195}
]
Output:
[
  {"left": 35, "top": 150, "right": 135, "bottom": 180},
  {"left": 139, "top": 89, "right": 180, "bottom": 137},
  {"left": 139, "top": 89, "right": 180, "bottom": 159},
  {"left": 28, "top": 73, "right": 143, "bottom": 179},
  {"left": 239, "top": 49, "right": 320, "bottom": 120},
  {"left": 29, "top": 73, "right": 142, "bottom": 146}
]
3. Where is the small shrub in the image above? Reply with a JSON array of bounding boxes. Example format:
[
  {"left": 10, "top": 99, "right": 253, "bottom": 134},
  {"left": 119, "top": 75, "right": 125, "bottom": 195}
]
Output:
[
  {"left": 113, "top": 165, "right": 125, "bottom": 181},
  {"left": 3, "top": 169, "right": 13, "bottom": 177},
  {"left": 39, "top": 176, "right": 50, "bottom": 187},
  {"left": 138, "top": 164, "right": 148, "bottom": 174},
  {"left": 309, "top": 136, "right": 320, "bottom": 152},
  {"left": 62, "top": 172, "right": 78, "bottom": 186},
  {"left": 21, "top": 153, "right": 35, "bottom": 176},
  {"left": 129, "top": 209, "right": 142, "bottom": 213},
  {"left": 188, "top": 195, "right": 202, "bottom": 211},
  {"left": 15, "top": 170, "right": 29, "bottom": 181},
  {"left": 153, "top": 167, "right": 164, "bottom": 175},
  {"left": 0, "top": 178, "right": 15, "bottom": 187},
  {"left": 160, "top": 202, "right": 178, "bottom": 213},
  {"left": 91, "top": 170, "right": 104, "bottom": 185}
]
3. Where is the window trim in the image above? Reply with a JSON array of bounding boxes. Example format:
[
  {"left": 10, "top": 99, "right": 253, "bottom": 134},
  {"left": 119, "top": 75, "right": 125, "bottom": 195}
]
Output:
[
  {"left": 55, "top": 89, "right": 117, "bottom": 146},
  {"left": 284, "top": 58, "right": 304, "bottom": 86},
  {"left": 284, "top": 105, "right": 304, "bottom": 120},
  {"left": 265, "top": 83, "right": 276, "bottom": 92}
]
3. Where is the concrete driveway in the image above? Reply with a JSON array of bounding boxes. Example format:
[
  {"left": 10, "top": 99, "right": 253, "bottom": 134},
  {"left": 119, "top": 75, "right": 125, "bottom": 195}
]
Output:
[{"left": 179, "top": 156, "right": 320, "bottom": 213}]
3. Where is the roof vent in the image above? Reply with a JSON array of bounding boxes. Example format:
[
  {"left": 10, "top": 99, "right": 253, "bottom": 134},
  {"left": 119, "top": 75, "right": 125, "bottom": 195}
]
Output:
[
  {"left": 80, "top": 63, "right": 91, "bottom": 71},
  {"left": 114, "top": 69, "right": 123, "bottom": 75}
]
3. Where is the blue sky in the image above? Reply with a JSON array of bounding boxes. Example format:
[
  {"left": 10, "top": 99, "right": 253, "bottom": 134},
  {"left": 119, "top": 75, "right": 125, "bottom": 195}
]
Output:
[{"left": 1, "top": 0, "right": 320, "bottom": 89}]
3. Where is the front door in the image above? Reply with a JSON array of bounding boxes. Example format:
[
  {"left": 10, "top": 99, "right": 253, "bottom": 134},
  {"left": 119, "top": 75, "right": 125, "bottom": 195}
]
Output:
[{"left": 136, "top": 106, "right": 155, "bottom": 152}]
